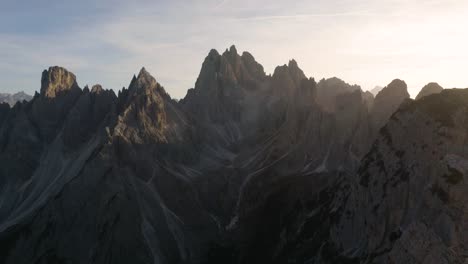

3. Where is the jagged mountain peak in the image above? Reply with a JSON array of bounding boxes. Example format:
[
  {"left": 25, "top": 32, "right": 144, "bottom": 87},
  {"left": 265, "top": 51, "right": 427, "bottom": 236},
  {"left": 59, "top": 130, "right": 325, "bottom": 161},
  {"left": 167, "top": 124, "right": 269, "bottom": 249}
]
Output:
[
  {"left": 126, "top": 67, "right": 167, "bottom": 97},
  {"left": 207, "top": 48, "right": 220, "bottom": 58},
  {"left": 221, "top": 45, "right": 239, "bottom": 58},
  {"left": 194, "top": 46, "right": 266, "bottom": 93},
  {"left": 371, "top": 78, "right": 410, "bottom": 130},
  {"left": 374, "top": 79, "right": 409, "bottom": 101},
  {"left": 315, "top": 77, "right": 362, "bottom": 112},
  {"left": 318, "top": 77, "right": 361, "bottom": 90},
  {"left": 288, "top": 59, "right": 298, "bottom": 68},
  {"left": 91, "top": 84, "right": 104, "bottom": 94},
  {"left": 40, "top": 66, "right": 80, "bottom": 98},
  {"left": 228, "top": 44, "right": 238, "bottom": 54},
  {"left": 272, "top": 59, "right": 306, "bottom": 83},
  {"left": 416, "top": 82, "right": 443, "bottom": 100},
  {"left": 384, "top": 78, "right": 407, "bottom": 91},
  {"left": 287, "top": 59, "right": 306, "bottom": 85},
  {"left": 4, "top": 46, "right": 467, "bottom": 264},
  {"left": 137, "top": 67, "right": 157, "bottom": 86},
  {"left": 272, "top": 64, "right": 295, "bottom": 85}
]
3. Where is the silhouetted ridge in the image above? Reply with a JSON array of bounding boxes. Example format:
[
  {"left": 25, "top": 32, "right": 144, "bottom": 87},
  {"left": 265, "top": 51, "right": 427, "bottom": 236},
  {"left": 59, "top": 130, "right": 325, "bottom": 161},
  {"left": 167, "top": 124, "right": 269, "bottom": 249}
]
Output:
[
  {"left": 416, "top": 82, "right": 443, "bottom": 100},
  {"left": 371, "top": 79, "right": 410, "bottom": 130},
  {"left": 316, "top": 77, "right": 362, "bottom": 112}
]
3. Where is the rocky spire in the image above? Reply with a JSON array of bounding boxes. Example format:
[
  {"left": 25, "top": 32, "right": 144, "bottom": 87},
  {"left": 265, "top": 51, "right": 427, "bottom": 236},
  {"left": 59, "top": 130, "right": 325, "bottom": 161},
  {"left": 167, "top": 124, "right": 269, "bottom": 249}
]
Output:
[
  {"left": 91, "top": 84, "right": 104, "bottom": 94},
  {"left": 287, "top": 59, "right": 306, "bottom": 86},
  {"left": 240, "top": 51, "right": 265, "bottom": 81},
  {"left": 126, "top": 67, "right": 168, "bottom": 97},
  {"left": 192, "top": 46, "right": 267, "bottom": 94},
  {"left": 40, "top": 66, "right": 80, "bottom": 98},
  {"left": 193, "top": 49, "right": 222, "bottom": 92},
  {"left": 136, "top": 67, "right": 158, "bottom": 88},
  {"left": 272, "top": 64, "right": 295, "bottom": 90}
]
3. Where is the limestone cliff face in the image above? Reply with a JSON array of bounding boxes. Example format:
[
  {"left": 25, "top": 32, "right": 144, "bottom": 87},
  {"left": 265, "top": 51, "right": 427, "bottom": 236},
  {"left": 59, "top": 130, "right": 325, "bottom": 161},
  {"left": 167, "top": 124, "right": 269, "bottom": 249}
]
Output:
[
  {"left": 1, "top": 47, "right": 465, "bottom": 264},
  {"left": 40, "top": 66, "right": 80, "bottom": 98}
]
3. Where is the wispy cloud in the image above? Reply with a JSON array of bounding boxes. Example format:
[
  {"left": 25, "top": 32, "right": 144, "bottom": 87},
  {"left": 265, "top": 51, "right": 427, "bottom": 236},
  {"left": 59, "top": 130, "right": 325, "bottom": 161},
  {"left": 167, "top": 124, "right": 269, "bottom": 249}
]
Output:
[
  {"left": 214, "top": 0, "right": 230, "bottom": 9},
  {"left": 231, "top": 11, "right": 378, "bottom": 21}
]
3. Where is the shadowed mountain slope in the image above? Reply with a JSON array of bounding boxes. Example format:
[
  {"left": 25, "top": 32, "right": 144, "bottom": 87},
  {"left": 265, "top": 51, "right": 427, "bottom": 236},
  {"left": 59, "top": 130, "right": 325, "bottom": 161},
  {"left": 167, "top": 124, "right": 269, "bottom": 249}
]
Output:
[{"left": 0, "top": 47, "right": 465, "bottom": 264}]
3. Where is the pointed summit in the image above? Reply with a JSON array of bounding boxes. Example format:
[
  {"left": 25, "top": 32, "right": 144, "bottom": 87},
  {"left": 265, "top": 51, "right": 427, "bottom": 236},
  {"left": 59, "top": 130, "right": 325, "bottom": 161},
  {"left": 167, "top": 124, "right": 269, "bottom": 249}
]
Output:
[
  {"left": 386, "top": 79, "right": 407, "bottom": 92},
  {"left": 372, "top": 79, "right": 410, "bottom": 130},
  {"left": 229, "top": 45, "right": 237, "bottom": 54},
  {"left": 375, "top": 79, "right": 409, "bottom": 100},
  {"left": 208, "top": 49, "right": 220, "bottom": 58},
  {"left": 91, "top": 84, "right": 104, "bottom": 94},
  {"left": 40, "top": 66, "right": 80, "bottom": 98},
  {"left": 128, "top": 67, "right": 159, "bottom": 93},
  {"left": 271, "top": 59, "right": 306, "bottom": 92},
  {"left": 137, "top": 67, "right": 154, "bottom": 81},
  {"left": 416, "top": 82, "right": 443, "bottom": 100},
  {"left": 287, "top": 59, "right": 306, "bottom": 85},
  {"left": 288, "top": 59, "right": 299, "bottom": 69}
]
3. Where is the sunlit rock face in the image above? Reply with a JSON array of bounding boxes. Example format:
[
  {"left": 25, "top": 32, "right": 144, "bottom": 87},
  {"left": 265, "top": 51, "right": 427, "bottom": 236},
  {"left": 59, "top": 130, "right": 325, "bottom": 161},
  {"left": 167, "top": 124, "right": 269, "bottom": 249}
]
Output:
[
  {"left": 0, "top": 47, "right": 466, "bottom": 264},
  {"left": 40, "top": 66, "right": 81, "bottom": 98}
]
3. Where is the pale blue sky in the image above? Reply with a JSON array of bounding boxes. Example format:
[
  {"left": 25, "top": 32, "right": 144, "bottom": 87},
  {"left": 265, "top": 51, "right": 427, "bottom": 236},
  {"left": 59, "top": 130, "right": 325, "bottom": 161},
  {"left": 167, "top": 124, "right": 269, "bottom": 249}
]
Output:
[{"left": 1, "top": 0, "right": 468, "bottom": 98}]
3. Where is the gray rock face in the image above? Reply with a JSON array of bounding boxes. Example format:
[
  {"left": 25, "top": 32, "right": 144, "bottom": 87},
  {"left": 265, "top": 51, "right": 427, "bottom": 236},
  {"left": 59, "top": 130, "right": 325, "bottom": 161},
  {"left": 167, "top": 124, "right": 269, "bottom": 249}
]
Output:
[
  {"left": 416, "top": 82, "right": 444, "bottom": 100},
  {"left": 0, "top": 47, "right": 465, "bottom": 264},
  {"left": 331, "top": 89, "right": 468, "bottom": 263}
]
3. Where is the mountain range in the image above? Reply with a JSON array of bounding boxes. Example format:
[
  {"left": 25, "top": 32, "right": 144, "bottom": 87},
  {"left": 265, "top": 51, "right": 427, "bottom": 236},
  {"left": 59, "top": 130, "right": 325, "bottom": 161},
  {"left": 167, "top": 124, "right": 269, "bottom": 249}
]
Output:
[
  {"left": 0, "top": 46, "right": 464, "bottom": 264},
  {"left": 0, "top": 92, "right": 32, "bottom": 106}
]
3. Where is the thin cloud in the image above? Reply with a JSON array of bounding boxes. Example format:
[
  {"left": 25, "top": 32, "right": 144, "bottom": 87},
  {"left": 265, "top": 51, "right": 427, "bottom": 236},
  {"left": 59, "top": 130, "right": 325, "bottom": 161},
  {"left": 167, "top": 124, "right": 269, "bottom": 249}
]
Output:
[
  {"left": 214, "top": 0, "right": 230, "bottom": 9},
  {"left": 231, "top": 11, "right": 378, "bottom": 21}
]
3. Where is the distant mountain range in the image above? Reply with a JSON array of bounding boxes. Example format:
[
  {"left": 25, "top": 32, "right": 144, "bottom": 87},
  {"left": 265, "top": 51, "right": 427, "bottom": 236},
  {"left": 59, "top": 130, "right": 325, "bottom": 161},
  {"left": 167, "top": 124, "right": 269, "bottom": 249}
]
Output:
[
  {"left": 0, "top": 91, "right": 32, "bottom": 106},
  {"left": 1, "top": 46, "right": 465, "bottom": 264}
]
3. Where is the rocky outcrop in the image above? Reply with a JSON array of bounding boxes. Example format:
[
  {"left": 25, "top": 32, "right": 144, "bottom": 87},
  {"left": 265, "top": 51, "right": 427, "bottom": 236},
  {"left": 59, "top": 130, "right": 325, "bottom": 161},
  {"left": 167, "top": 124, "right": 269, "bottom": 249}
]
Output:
[{"left": 416, "top": 82, "right": 443, "bottom": 100}]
